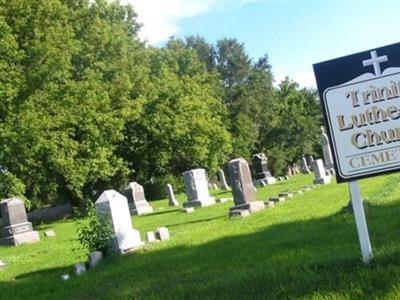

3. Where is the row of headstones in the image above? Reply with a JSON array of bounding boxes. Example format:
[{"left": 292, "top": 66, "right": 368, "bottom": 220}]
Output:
[
  {"left": 300, "top": 126, "right": 336, "bottom": 177},
  {"left": 0, "top": 155, "right": 332, "bottom": 249}
]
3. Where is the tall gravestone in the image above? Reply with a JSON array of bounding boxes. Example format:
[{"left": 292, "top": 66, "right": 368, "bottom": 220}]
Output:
[
  {"left": 218, "top": 169, "right": 230, "bottom": 191},
  {"left": 301, "top": 156, "right": 311, "bottom": 174},
  {"left": 286, "top": 165, "right": 294, "bottom": 177},
  {"left": 320, "top": 126, "right": 335, "bottom": 174},
  {"left": 307, "top": 155, "right": 314, "bottom": 166},
  {"left": 183, "top": 169, "right": 215, "bottom": 207},
  {"left": 252, "top": 153, "right": 276, "bottom": 185},
  {"left": 124, "top": 182, "right": 153, "bottom": 215},
  {"left": 95, "top": 190, "right": 143, "bottom": 253},
  {"left": 228, "top": 158, "right": 264, "bottom": 216},
  {"left": 166, "top": 184, "right": 179, "bottom": 207},
  {"left": 0, "top": 197, "right": 40, "bottom": 246},
  {"left": 311, "top": 159, "right": 331, "bottom": 184}
]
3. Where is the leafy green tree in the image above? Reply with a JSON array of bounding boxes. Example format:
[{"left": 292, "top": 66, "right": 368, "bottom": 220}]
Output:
[
  {"left": 0, "top": 0, "right": 146, "bottom": 207},
  {"left": 261, "top": 78, "right": 322, "bottom": 174},
  {"left": 120, "top": 40, "right": 232, "bottom": 198}
]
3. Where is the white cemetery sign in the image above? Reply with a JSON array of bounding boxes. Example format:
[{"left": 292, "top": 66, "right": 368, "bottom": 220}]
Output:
[{"left": 312, "top": 43, "right": 400, "bottom": 263}]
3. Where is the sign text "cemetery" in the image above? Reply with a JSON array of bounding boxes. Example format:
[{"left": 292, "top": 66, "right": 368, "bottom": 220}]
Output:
[{"left": 314, "top": 43, "right": 400, "bottom": 181}]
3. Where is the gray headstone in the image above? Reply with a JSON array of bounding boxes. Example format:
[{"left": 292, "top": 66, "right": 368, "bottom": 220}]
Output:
[
  {"left": 124, "top": 182, "right": 153, "bottom": 215},
  {"left": 320, "top": 127, "right": 334, "bottom": 170},
  {"left": 301, "top": 156, "right": 311, "bottom": 174},
  {"left": 0, "top": 197, "right": 40, "bottom": 246},
  {"left": 285, "top": 165, "right": 294, "bottom": 177},
  {"left": 74, "top": 263, "right": 86, "bottom": 276},
  {"left": 228, "top": 158, "right": 264, "bottom": 215},
  {"left": 166, "top": 184, "right": 179, "bottom": 207},
  {"left": 311, "top": 159, "right": 331, "bottom": 184},
  {"left": 182, "top": 169, "right": 215, "bottom": 208},
  {"left": 252, "top": 153, "right": 276, "bottom": 185},
  {"left": 155, "top": 227, "right": 170, "bottom": 241},
  {"left": 218, "top": 169, "right": 230, "bottom": 190},
  {"left": 95, "top": 190, "right": 144, "bottom": 253},
  {"left": 88, "top": 251, "right": 103, "bottom": 268}
]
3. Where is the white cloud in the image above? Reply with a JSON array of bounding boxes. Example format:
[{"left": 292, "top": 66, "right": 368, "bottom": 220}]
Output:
[{"left": 119, "top": 0, "right": 213, "bottom": 44}]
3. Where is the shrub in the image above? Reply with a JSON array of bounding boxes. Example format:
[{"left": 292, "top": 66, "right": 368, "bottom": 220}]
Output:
[{"left": 75, "top": 201, "right": 113, "bottom": 256}]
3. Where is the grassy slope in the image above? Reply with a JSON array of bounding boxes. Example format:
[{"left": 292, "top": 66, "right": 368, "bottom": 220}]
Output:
[{"left": 1, "top": 174, "right": 400, "bottom": 299}]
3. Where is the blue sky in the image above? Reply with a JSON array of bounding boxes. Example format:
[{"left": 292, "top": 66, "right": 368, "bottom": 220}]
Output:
[{"left": 125, "top": 0, "right": 400, "bottom": 87}]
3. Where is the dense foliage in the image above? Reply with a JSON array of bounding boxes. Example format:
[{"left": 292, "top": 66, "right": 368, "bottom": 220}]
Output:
[
  {"left": 0, "top": 0, "right": 322, "bottom": 207},
  {"left": 75, "top": 201, "right": 113, "bottom": 256}
]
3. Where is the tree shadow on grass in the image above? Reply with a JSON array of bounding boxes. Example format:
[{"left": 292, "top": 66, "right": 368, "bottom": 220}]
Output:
[{"left": 2, "top": 201, "right": 400, "bottom": 299}]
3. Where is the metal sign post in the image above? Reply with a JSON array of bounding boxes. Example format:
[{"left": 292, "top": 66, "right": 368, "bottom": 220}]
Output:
[{"left": 348, "top": 180, "right": 373, "bottom": 263}]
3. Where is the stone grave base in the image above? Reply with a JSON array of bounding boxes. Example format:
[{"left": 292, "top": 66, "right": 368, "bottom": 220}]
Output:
[
  {"left": 229, "top": 201, "right": 265, "bottom": 214},
  {"left": 0, "top": 230, "right": 40, "bottom": 246},
  {"left": 129, "top": 203, "right": 154, "bottom": 216},
  {"left": 181, "top": 207, "right": 195, "bottom": 213},
  {"left": 278, "top": 192, "right": 293, "bottom": 198},
  {"left": 313, "top": 176, "right": 331, "bottom": 185},
  {"left": 183, "top": 197, "right": 215, "bottom": 208},
  {"left": 256, "top": 177, "right": 276, "bottom": 186},
  {"left": 229, "top": 209, "right": 250, "bottom": 218},
  {"left": 112, "top": 229, "right": 144, "bottom": 254},
  {"left": 216, "top": 197, "right": 232, "bottom": 203},
  {"left": 263, "top": 200, "right": 275, "bottom": 208},
  {"left": 270, "top": 196, "right": 285, "bottom": 203}
]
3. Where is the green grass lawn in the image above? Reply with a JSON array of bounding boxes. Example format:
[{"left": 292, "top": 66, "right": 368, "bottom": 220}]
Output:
[{"left": 2, "top": 174, "right": 400, "bottom": 299}]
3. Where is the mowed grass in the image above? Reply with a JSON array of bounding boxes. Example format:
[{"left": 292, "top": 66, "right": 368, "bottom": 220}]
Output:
[{"left": 2, "top": 174, "right": 400, "bottom": 299}]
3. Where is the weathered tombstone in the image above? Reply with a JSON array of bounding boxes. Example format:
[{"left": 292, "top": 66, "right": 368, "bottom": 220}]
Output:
[
  {"left": 124, "top": 182, "right": 153, "bottom": 215},
  {"left": 44, "top": 230, "right": 56, "bottom": 237},
  {"left": 88, "top": 251, "right": 103, "bottom": 268},
  {"left": 252, "top": 153, "right": 276, "bottom": 185},
  {"left": 155, "top": 227, "right": 170, "bottom": 241},
  {"left": 301, "top": 156, "right": 311, "bottom": 174},
  {"left": 95, "top": 190, "right": 144, "bottom": 253},
  {"left": 0, "top": 197, "right": 40, "bottom": 246},
  {"left": 311, "top": 159, "right": 331, "bottom": 184},
  {"left": 166, "top": 184, "right": 179, "bottom": 207},
  {"left": 182, "top": 169, "right": 215, "bottom": 208},
  {"left": 74, "top": 263, "right": 86, "bottom": 276},
  {"left": 307, "top": 155, "right": 314, "bottom": 166},
  {"left": 286, "top": 166, "right": 294, "bottom": 177},
  {"left": 218, "top": 169, "right": 230, "bottom": 190},
  {"left": 292, "top": 164, "right": 301, "bottom": 175},
  {"left": 228, "top": 158, "right": 265, "bottom": 216},
  {"left": 320, "top": 126, "right": 335, "bottom": 172}
]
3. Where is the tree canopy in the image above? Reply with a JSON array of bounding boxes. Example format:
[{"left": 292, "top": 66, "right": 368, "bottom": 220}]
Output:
[{"left": 0, "top": 0, "right": 322, "bottom": 207}]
